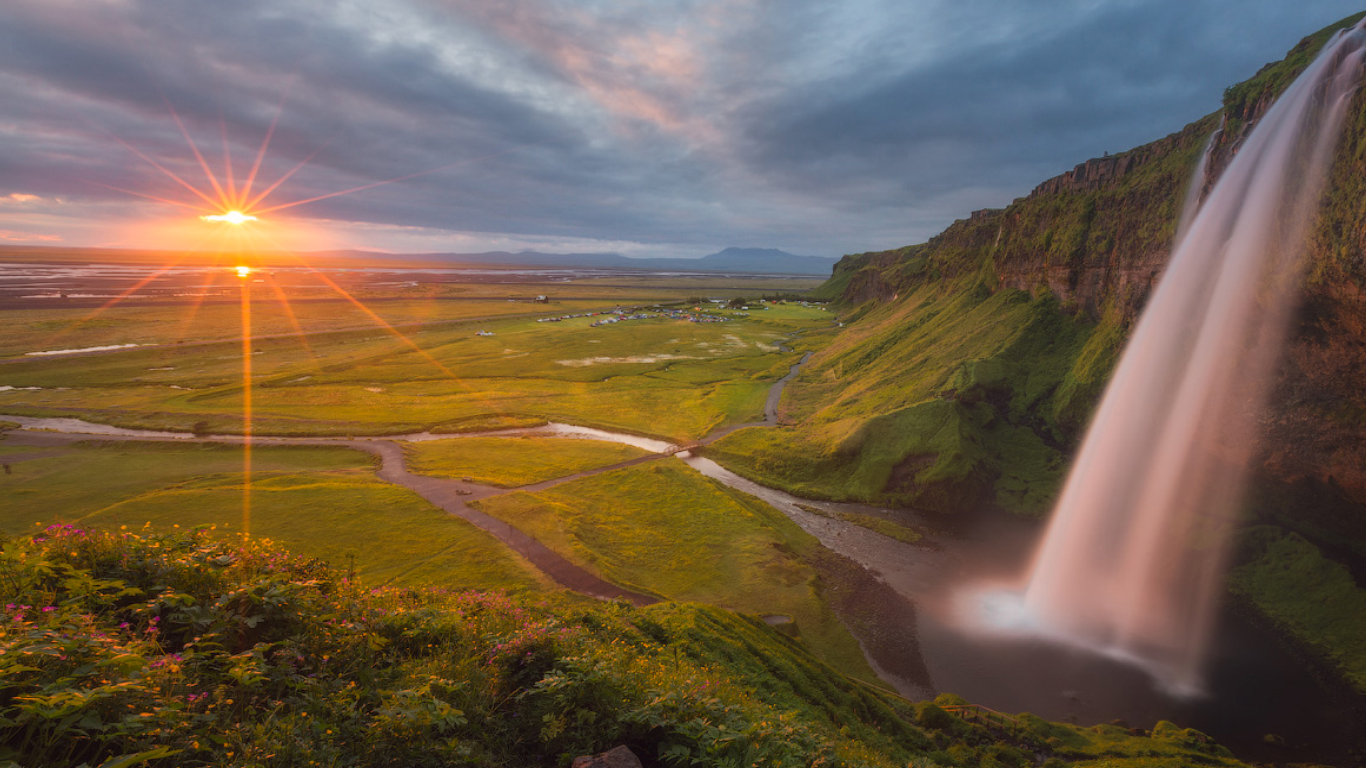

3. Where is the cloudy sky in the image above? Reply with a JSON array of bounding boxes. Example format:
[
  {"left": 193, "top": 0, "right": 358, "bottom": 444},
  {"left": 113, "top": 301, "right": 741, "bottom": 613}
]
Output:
[{"left": 0, "top": 0, "right": 1361, "bottom": 259}]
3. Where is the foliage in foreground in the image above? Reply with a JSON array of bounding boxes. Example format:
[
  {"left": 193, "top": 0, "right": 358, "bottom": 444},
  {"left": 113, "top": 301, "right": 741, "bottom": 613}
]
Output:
[
  {"left": 0, "top": 527, "right": 1250, "bottom": 767},
  {"left": 470, "top": 460, "right": 876, "bottom": 681}
]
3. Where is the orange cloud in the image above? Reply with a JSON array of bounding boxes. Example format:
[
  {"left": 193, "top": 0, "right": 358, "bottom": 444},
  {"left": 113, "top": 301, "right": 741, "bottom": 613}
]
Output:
[
  {"left": 0, "top": 229, "right": 62, "bottom": 242},
  {"left": 440, "top": 1, "right": 752, "bottom": 144}
]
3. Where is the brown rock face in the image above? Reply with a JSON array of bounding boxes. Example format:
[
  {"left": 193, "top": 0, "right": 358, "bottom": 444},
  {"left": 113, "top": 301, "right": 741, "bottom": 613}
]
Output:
[
  {"left": 1028, "top": 132, "right": 1188, "bottom": 198},
  {"left": 1266, "top": 286, "right": 1366, "bottom": 508}
]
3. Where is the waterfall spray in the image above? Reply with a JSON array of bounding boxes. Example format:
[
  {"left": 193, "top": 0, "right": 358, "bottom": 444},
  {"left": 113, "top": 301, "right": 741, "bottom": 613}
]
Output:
[{"left": 992, "top": 20, "right": 1366, "bottom": 695}]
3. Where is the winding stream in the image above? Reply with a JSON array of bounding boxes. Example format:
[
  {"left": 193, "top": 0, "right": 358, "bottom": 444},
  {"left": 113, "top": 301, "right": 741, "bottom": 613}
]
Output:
[
  {"left": 0, "top": 348, "right": 838, "bottom": 609},
  {"left": 4, "top": 353, "right": 1362, "bottom": 762}
]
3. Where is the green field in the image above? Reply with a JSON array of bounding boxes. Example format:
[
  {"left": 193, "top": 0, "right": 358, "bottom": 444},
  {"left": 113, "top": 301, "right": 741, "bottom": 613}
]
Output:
[
  {"left": 469, "top": 459, "right": 875, "bottom": 680},
  {"left": 405, "top": 436, "right": 652, "bottom": 486},
  {"left": 707, "top": 283, "right": 1104, "bottom": 515},
  {"left": 0, "top": 284, "right": 884, "bottom": 682},
  {"left": 1, "top": 297, "right": 587, "bottom": 360},
  {"left": 0, "top": 303, "right": 831, "bottom": 441},
  {"left": 0, "top": 438, "right": 548, "bottom": 591},
  {"left": 1231, "top": 526, "right": 1366, "bottom": 691}
]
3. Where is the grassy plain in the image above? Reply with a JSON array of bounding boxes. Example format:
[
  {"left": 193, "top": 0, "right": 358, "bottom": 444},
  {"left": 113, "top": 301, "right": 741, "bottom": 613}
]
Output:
[
  {"left": 0, "top": 437, "right": 547, "bottom": 591},
  {"left": 405, "top": 436, "right": 651, "bottom": 487},
  {"left": 0, "top": 297, "right": 591, "bottom": 360},
  {"left": 0, "top": 302, "right": 832, "bottom": 441},
  {"left": 469, "top": 459, "right": 876, "bottom": 681},
  {"left": 0, "top": 271, "right": 876, "bottom": 678}
]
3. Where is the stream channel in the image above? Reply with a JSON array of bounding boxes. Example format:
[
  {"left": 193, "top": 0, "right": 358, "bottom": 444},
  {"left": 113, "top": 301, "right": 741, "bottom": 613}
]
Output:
[{"left": 4, "top": 349, "right": 1363, "bottom": 764}]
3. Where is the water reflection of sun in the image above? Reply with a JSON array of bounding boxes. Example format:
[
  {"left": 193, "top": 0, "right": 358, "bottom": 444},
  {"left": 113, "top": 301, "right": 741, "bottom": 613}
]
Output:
[{"left": 87, "top": 100, "right": 471, "bottom": 539}]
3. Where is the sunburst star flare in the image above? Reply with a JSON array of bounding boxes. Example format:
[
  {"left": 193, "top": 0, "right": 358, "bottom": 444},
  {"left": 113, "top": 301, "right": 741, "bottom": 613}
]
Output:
[{"left": 202, "top": 210, "right": 257, "bottom": 225}]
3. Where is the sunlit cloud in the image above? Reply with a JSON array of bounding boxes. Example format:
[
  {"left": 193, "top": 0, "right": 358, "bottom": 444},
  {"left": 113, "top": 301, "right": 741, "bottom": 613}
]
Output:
[
  {"left": 2, "top": 193, "right": 44, "bottom": 204},
  {"left": 0, "top": 229, "right": 62, "bottom": 242}
]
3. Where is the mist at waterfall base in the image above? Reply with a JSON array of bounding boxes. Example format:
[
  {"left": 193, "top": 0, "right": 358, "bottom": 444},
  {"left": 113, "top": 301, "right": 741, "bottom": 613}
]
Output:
[{"left": 938, "top": 14, "right": 1366, "bottom": 714}]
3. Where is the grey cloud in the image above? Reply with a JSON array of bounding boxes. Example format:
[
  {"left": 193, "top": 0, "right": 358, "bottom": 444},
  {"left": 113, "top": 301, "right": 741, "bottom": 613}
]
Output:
[
  {"left": 0, "top": 0, "right": 1362, "bottom": 256},
  {"left": 737, "top": 0, "right": 1365, "bottom": 234}
]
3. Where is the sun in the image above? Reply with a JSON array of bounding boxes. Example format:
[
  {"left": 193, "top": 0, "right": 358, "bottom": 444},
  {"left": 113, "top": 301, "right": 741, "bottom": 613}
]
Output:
[
  {"left": 235, "top": 265, "right": 252, "bottom": 278},
  {"left": 202, "top": 210, "right": 257, "bottom": 225}
]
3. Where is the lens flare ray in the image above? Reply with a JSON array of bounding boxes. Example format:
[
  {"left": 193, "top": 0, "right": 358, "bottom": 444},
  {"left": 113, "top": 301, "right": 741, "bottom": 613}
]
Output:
[
  {"left": 93, "top": 90, "right": 480, "bottom": 544},
  {"left": 239, "top": 76, "right": 298, "bottom": 210},
  {"left": 89, "top": 182, "right": 215, "bottom": 213},
  {"left": 102, "top": 130, "right": 226, "bottom": 212},
  {"left": 220, "top": 119, "right": 238, "bottom": 210},
  {"left": 167, "top": 104, "right": 234, "bottom": 211},
  {"left": 251, "top": 162, "right": 455, "bottom": 216}
]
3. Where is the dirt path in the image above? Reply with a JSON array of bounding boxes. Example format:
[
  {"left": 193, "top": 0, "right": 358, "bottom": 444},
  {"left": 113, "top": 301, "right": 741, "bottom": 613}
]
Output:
[
  {"left": 344, "top": 440, "right": 658, "bottom": 605},
  {"left": 1, "top": 429, "right": 658, "bottom": 606},
  {"left": 0, "top": 342, "right": 829, "bottom": 622},
  {"left": 2, "top": 341, "right": 952, "bottom": 695}
]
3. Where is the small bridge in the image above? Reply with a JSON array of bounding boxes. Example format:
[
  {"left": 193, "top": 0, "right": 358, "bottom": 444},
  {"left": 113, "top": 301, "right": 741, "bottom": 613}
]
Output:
[{"left": 663, "top": 442, "right": 701, "bottom": 455}]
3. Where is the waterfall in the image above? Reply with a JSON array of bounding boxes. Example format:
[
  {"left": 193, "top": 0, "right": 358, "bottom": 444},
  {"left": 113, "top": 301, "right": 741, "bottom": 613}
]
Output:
[
  {"left": 1173, "top": 117, "right": 1222, "bottom": 244},
  {"left": 1017, "top": 20, "right": 1366, "bottom": 694}
]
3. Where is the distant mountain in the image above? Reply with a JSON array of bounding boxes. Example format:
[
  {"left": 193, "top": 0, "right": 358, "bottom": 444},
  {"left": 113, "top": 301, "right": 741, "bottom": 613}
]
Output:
[
  {"left": 0, "top": 244, "right": 838, "bottom": 276},
  {"left": 390, "top": 247, "right": 838, "bottom": 275},
  {"left": 694, "top": 247, "right": 839, "bottom": 274}
]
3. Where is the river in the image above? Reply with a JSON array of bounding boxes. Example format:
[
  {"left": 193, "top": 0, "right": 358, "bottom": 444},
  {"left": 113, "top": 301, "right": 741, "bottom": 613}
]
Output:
[{"left": 4, "top": 372, "right": 1363, "bottom": 763}]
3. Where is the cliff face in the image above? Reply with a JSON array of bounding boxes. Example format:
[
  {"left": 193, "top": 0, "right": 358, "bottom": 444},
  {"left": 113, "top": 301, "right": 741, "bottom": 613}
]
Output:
[
  {"left": 783, "top": 13, "right": 1366, "bottom": 522},
  {"left": 1029, "top": 132, "right": 1190, "bottom": 197},
  {"left": 825, "top": 112, "right": 1218, "bottom": 324}
]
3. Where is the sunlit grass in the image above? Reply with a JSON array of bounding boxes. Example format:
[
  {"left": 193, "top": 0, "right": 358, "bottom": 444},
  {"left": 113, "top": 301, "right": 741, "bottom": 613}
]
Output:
[
  {"left": 470, "top": 459, "right": 876, "bottom": 680},
  {"left": 1231, "top": 526, "right": 1366, "bottom": 691},
  {"left": 0, "top": 440, "right": 547, "bottom": 591},
  {"left": 0, "top": 297, "right": 612, "bottom": 358},
  {"left": 709, "top": 283, "right": 1099, "bottom": 513},
  {"left": 405, "top": 436, "right": 651, "bottom": 487},
  {"left": 0, "top": 305, "right": 828, "bottom": 440}
]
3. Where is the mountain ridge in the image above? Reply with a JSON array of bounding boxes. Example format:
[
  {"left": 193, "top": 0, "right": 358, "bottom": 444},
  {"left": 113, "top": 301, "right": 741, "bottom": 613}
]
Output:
[{"left": 0, "top": 244, "right": 838, "bottom": 275}]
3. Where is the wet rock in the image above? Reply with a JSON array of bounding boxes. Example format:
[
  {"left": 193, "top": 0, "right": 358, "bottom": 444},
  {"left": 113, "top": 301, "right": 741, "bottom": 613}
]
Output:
[{"left": 571, "top": 745, "right": 642, "bottom": 768}]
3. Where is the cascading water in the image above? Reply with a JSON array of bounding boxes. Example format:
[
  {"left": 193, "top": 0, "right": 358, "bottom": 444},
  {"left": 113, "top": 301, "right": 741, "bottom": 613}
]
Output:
[{"left": 990, "top": 20, "right": 1366, "bottom": 695}]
